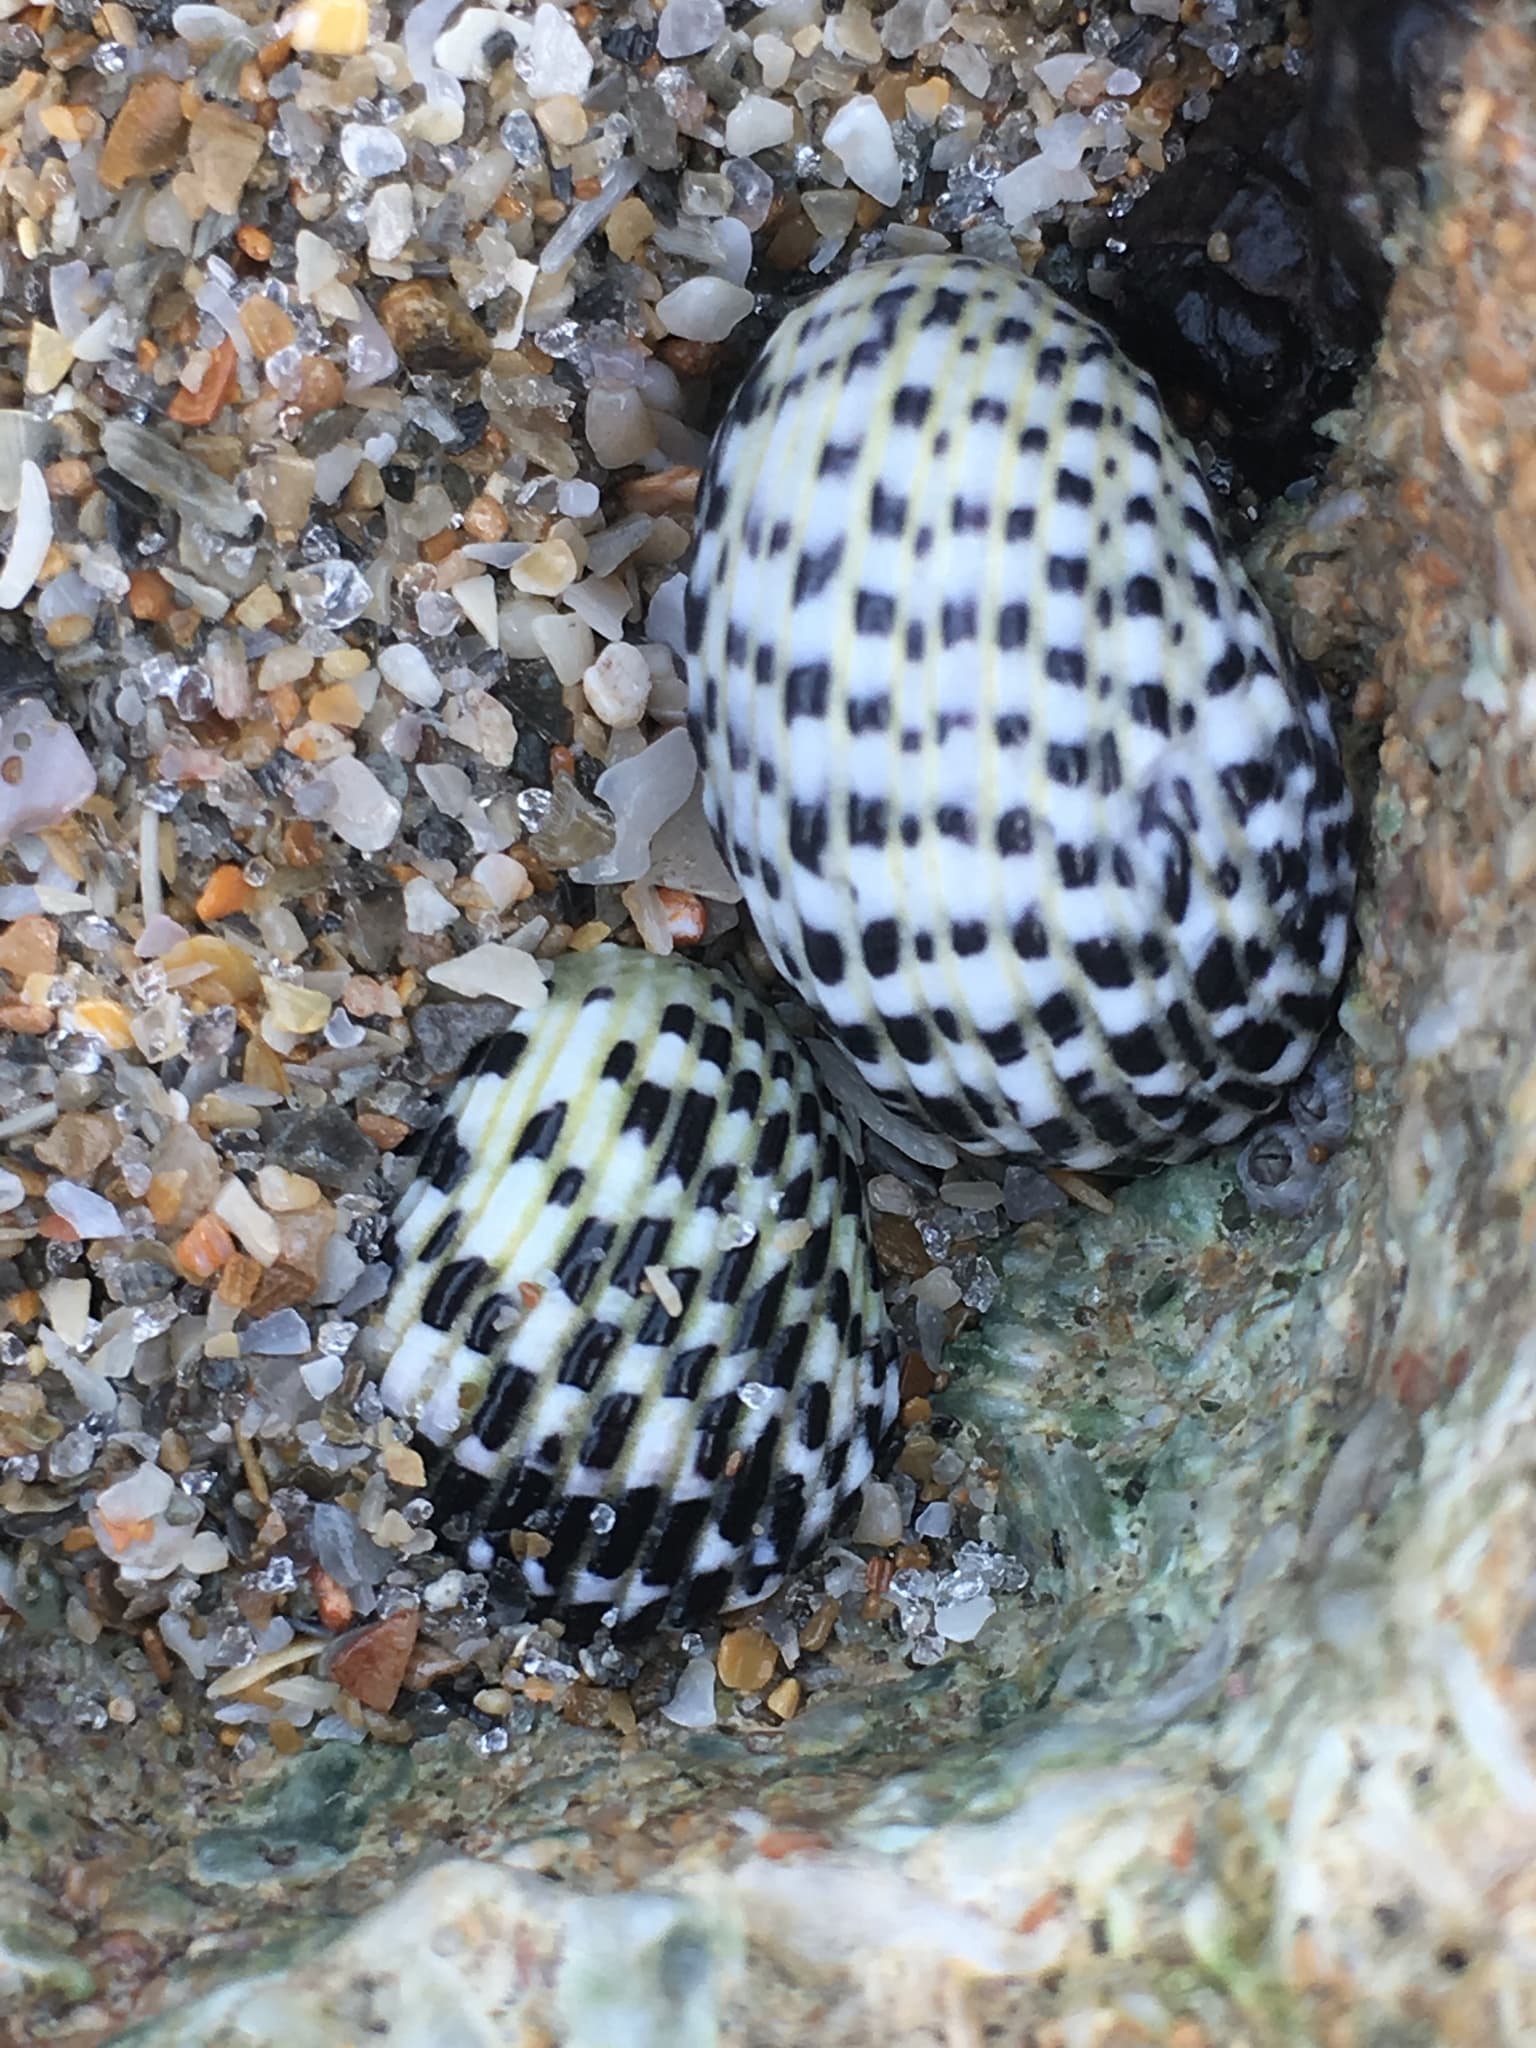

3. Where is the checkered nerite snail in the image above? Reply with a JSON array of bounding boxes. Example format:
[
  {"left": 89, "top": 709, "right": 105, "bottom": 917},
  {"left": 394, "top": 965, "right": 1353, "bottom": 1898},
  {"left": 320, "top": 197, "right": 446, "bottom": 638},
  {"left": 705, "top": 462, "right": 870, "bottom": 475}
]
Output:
[
  {"left": 377, "top": 948, "right": 897, "bottom": 1639},
  {"left": 684, "top": 254, "right": 1357, "bottom": 1169}
]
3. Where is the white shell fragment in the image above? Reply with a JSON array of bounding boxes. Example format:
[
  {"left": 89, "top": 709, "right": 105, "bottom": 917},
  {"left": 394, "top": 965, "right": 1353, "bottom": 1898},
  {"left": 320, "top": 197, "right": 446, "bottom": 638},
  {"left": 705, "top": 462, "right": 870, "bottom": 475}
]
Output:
[
  {"left": 378, "top": 948, "right": 897, "bottom": 1635},
  {"left": 0, "top": 697, "right": 97, "bottom": 849},
  {"left": 0, "top": 460, "right": 52, "bottom": 611}
]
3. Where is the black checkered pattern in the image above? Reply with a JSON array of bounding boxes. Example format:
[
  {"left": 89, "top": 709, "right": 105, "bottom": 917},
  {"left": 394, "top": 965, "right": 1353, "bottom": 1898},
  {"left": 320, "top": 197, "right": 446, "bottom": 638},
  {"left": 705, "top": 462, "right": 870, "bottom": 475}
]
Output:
[
  {"left": 684, "top": 255, "right": 1357, "bottom": 1167},
  {"left": 378, "top": 949, "right": 897, "bottom": 1638}
]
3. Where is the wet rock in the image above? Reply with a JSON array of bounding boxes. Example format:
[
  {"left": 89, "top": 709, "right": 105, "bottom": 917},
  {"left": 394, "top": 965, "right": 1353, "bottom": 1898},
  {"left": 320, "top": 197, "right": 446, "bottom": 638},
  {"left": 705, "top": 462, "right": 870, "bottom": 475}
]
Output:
[
  {"left": 1107, "top": 70, "right": 1362, "bottom": 491},
  {"left": 1308, "top": 0, "right": 1474, "bottom": 316}
]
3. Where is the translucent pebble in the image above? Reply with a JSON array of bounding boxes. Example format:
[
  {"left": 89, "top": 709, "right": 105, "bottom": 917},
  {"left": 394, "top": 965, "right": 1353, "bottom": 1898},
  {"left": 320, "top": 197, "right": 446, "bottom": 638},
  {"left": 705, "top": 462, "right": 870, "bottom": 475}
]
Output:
[
  {"left": 538, "top": 157, "right": 644, "bottom": 275},
  {"left": 571, "top": 727, "right": 697, "bottom": 884},
  {"left": 995, "top": 151, "right": 1095, "bottom": 229},
  {"left": 302, "top": 1354, "right": 346, "bottom": 1398},
  {"left": 657, "top": 0, "right": 724, "bottom": 60},
  {"left": 824, "top": 95, "right": 903, "bottom": 206},
  {"left": 881, "top": 0, "right": 951, "bottom": 57},
  {"left": 725, "top": 94, "right": 795, "bottom": 157},
  {"left": 404, "top": 876, "right": 459, "bottom": 935},
  {"left": 660, "top": 1653, "right": 719, "bottom": 1728},
  {"left": 853, "top": 1480, "right": 904, "bottom": 1547},
  {"left": 415, "top": 589, "right": 461, "bottom": 636},
  {"left": 47, "top": 1180, "right": 124, "bottom": 1239},
  {"left": 509, "top": 615, "right": 584, "bottom": 693},
  {"left": 655, "top": 277, "right": 755, "bottom": 343},
  {"left": 934, "top": 1591, "right": 995, "bottom": 1642},
  {"left": 914, "top": 1500, "right": 952, "bottom": 1540},
  {"left": 725, "top": 155, "right": 774, "bottom": 229},
  {"left": 518, "top": 0, "right": 594, "bottom": 96},
  {"left": 509, "top": 539, "right": 579, "bottom": 596},
  {"left": 366, "top": 183, "right": 416, "bottom": 263},
  {"left": 243, "top": 1308, "right": 311, "bottom": 1356},
  {"left": 378, "top": 642, "right": 443, "bottom": 708},
  {"left": 954, "top": 1255, "right": 1001, "bottom": 1313},
  {"left": 582, "top": 642, "right": 651, "bottom": 729},
  {"left": 50, "top": 1426, "right": 99, "bottom": 1481},
  {"left": 340, "top": 122, "right": 408, "bottom": 179},
  {"left": 557, "top": 479, "right": 599, "bottom": 518},
  {"left": 95, "top": 1460, "right": 174, "bottom": 1524},
  {"left": 310, "top": 1500, "right": 393, "bottom": 1594},
  {"left": 425, "top": 943, "right": 550, "bottom": 1007},
  {"left": 585, "top": 385, "right": 656, "bottom": 468},
  {"left": 1035, "top": 52, "right": 1094, "bottom": 96},
  {"left": 470, "top": 852, "right": 531, "bottom": 911},
  {"left": 290, "top": 557, "right": 372, "bottom": 628},
  {"left": 301, "top": 756, "right": 402, "bottom": 855},
  {"left": 100, "top": 419, "right": 254, "bottom": 536},
  {"left": 911, "top": 1266, "right": 961, "bottom": 1311}
]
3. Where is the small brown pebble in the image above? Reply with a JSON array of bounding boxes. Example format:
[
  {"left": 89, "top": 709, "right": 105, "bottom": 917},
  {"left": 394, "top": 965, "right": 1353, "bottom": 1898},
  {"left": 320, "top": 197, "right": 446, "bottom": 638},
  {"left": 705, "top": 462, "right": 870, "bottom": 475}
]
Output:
[
  {"left": 98, "top": 72, "right": 187, "bottom": 190},
  {"left": 377, "top": 278, "right": 492, "bottom": 376},
  {"left": 419, "top": 526, "right": 462, "bottom": 566},
  {"left": 126, "top": 569, "right": 175, "bottom": 622},
  {"left": 462, "top": 492, "right": 509, "bottom": 543},
  {"left": 310, "top": 1565, "right": 353, "bottom": 1631},
  {"left": 217, "top": 1253, "right": 264, "bottom": 1310},
  {"left": 140, "top": 1626, "right": 175, "bottom": 1687},
  {"left": 621, "top": 464, "right": 700, "bottom": 514},
  {"left": 654, "top": 886, "right": 706, "bottom": 946},
  {"left": 764, "top": 1677, "right": 801, "bottom": 1721},
  {"left": 330, "top": 1607, "right": 420, "bottom": 1714},
  {"left": 239, "top": 295, "right": 296, "bottom": 361},
  {"left": 658, "top": 337, "right": 720, "bottom": 378},
  {"left": 0, "top": 998, "right": 50, "bottom": 1034},
  {"left": 236, "top": 223, "right": 273, "bottom": 261},
  {"left": 382, "top": 1440, "right": 426, "bottom": 1489},
  {"left": 168, "top": 336, "right": 238, "bottom": 425},
  {"left": 716, "top": 1626, "right": 779, "bottom": 1692},
  {"left": 292, "top": 354, "right": 346, "bottom": 417},
  {"left": 798, "top": 1597, "right": 839, "bottom": 1654},
  {"left": 187, "top": 101, "right": 265, "bottom": 214},
  {"left": 605, "top": 193, "right": 655, "bottom": 259},
  {"left": 357, "top": 1111, "right": 411, "bottom": 1151},
  {"left": 1352, "top": 676, "right": 1388, "bottom": 721},
  {"left": 0, "top": 913, "right": 58, "bottom": 981},
  {"left": 44, "top": 458, "right": 94, "bottom": 499}
]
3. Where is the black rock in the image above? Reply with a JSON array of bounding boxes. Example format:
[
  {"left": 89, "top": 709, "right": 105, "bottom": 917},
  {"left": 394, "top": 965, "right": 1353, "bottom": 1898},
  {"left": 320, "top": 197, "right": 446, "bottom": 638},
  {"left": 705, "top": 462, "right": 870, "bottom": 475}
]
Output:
[{"left": 266, "top": 1107, "right": 381, "bottom": 1192}]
